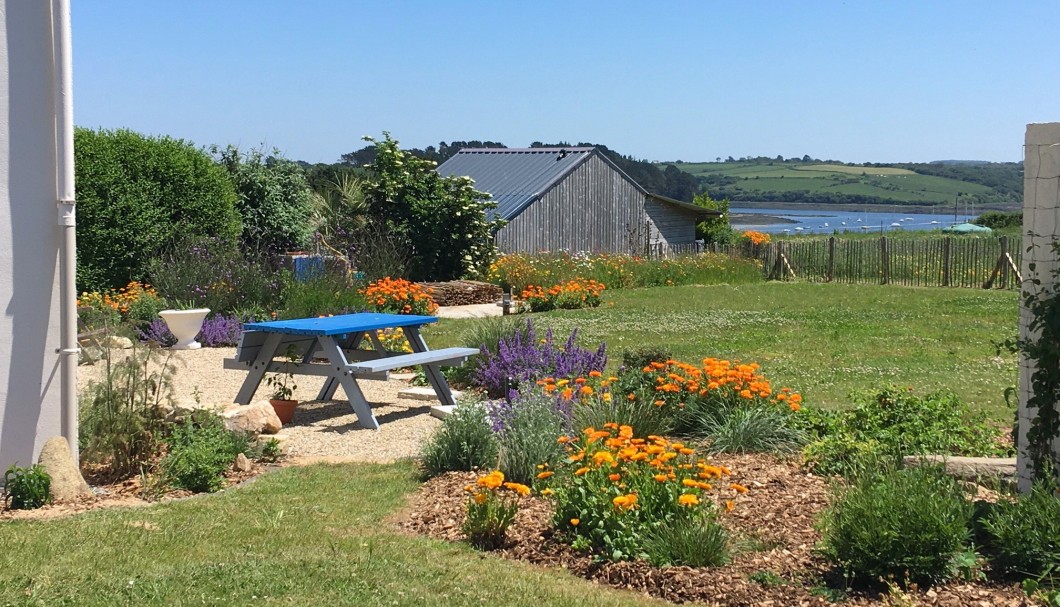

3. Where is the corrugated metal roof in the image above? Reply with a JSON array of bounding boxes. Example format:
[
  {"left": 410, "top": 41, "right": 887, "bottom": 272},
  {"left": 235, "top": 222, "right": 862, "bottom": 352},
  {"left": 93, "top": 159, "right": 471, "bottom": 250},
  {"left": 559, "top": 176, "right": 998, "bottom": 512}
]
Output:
[{"left": 437, "top": 148, "right": 594, "bottom": 220}]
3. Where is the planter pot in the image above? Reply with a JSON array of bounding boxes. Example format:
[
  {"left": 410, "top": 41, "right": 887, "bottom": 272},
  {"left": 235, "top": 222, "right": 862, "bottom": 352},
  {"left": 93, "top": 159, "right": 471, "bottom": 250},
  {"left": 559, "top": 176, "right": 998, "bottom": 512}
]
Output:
[
  {"left": 158, "top": 308, "right": 210, "bottom": 350},
  {"left": 269, "top": 399, "right": 299, "bottom": 424}
]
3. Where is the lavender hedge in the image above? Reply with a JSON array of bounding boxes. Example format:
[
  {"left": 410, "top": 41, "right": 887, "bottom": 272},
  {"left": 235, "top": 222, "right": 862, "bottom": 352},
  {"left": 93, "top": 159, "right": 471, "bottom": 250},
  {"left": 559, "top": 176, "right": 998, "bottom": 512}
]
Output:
[{"left": 139, "top": 314, "right": 244, "bottom": 348}]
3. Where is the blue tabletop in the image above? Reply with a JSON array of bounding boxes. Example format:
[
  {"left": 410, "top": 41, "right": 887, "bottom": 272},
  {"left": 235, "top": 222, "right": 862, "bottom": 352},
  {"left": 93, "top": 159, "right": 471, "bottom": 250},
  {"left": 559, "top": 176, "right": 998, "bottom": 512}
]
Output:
[{"left": 243, "top": 313, "right": 438, "bottom": 336}]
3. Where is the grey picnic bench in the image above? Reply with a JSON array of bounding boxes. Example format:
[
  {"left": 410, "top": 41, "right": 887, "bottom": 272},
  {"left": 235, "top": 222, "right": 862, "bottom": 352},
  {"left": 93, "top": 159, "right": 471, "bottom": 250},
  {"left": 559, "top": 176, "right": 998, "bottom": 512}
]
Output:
[{"left": 222, "top": 313, "right": 477, "bottom": 430}]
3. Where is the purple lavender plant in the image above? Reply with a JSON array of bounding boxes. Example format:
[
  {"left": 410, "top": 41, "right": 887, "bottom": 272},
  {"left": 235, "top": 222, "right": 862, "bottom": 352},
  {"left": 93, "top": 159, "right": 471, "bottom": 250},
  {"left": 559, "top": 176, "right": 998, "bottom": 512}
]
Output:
[
  {"left": 197, "top": 314, "right": 244, "bottom": 347},
  {"left": 475, "top": 319, "right": 606, "bottom": 398},
  {"left": 140, "top": 319, "right": 176, "bottom": 347}
]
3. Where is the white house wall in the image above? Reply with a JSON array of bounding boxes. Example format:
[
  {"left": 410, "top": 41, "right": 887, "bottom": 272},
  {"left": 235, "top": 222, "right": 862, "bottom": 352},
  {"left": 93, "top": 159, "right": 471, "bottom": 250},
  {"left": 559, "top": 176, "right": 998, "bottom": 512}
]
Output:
[{"left": 0, "top": 1, "right": 64, "bottom": 472}]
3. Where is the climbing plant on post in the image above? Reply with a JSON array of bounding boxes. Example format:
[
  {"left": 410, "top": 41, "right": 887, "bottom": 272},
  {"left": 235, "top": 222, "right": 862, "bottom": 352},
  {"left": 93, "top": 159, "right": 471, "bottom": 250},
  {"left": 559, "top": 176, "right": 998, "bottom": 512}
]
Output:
[{"left": 1020, "top": 239, "right": 1060, "bottom": 486}]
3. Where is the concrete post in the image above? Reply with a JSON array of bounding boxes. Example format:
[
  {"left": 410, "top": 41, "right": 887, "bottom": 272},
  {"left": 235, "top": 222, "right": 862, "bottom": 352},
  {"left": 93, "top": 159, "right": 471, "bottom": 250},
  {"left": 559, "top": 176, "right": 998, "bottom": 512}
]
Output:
[{"left": 1017, "top": 123, "right": 1060, "bottom": 491}]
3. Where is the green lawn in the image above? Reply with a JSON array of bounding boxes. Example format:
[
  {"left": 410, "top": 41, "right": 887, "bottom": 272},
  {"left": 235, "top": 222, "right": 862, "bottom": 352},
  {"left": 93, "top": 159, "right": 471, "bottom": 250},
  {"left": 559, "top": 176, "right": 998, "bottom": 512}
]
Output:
[
  {"left": 423, "top": 283, "right": 1018, "bottom": 421},
  {"left": 0, "top": 463, "right": 670, "bottom": 607}
]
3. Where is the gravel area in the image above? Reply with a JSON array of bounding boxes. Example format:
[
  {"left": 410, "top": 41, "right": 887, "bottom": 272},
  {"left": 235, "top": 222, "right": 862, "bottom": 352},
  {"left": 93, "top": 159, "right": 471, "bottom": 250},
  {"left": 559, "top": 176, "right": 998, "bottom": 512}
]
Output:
[{"left": 77, "top": 345, "right": 443, "bottom": 462}]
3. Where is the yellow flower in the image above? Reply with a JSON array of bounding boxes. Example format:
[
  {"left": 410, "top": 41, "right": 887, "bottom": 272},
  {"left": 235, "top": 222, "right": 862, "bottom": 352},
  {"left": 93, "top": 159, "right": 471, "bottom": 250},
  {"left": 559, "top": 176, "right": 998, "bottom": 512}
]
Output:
[
  {"left": 653, "top": 474, "right": 668, "bottom": 482},
  {"left": 570, "top": 518, "right": 580, "bottom": 526},
  {"left": 503, "top": 482, "right": 531, "bottom": 496},
  {"left": 473, "top": 492, "right": 488, "bottom": 505},
  {"left": 541, "top": 488, "right": 554, "bottom": 496}
]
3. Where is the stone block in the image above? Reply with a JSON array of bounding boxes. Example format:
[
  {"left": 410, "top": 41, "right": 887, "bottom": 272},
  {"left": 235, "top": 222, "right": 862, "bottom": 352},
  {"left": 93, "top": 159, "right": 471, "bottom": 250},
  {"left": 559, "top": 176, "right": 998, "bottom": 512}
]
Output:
[
  {"left": 36, "top": 436, "right": 93, "bottom": 501},
  {"left": 222, "top": 401, "right": 282, "bottom": 435}
]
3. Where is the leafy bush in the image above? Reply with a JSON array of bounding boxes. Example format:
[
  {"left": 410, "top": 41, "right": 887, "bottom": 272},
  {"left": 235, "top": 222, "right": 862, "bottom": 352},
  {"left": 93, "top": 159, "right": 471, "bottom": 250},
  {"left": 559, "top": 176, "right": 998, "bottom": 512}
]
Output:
[
  {"left": 214, "top": 145, "right": 315, "bottom": 255},
  {"left": 362, "top": 133, "right": 504, "bottom": 281},
  {"left": 420, "top": 401, "right": 499, "bottom": 477},
  {"left": 570, "top": 378, "right": 673, "bottom": 439},
  {"left": 79, "top": 342, "right": 174, "bottom": 479},
  {"left": 817, "top": 466, "right": 973, "bottom": 587},
  {"left": 279, "top": 270, "right": 366, "bottom": 319},
  {"left": 687, "top": 404, "right": 806, "bottom": 454},
  {"left": 539, "top": 423, "right": 741, "bottom": 562},
  {"left": 161, "top": 412, "right": 253, "bottom": 493},
  {"left": 474, "top": 319, "right": 607, "bottom": 398},
  {"left": 489, "top": 392, "right": 569, "bottom": 486},
  {"left": 802, "top": 387, "right": 1007, "bottom": 476},
  {"left": 360, "top": 277, "right": 437, "bottom": 315},
  {"left": 980, "top": 483, "right": 1060, "bottom": 577},
  {"left": 3, "top": 464, "right": 51, "bottom": 510},
  {"left": 462, "top": 470, "right": 529, "bottom": 550},
  {"left": 77, "top": 281, "right": 166, "bottom": 332},
  {"left": 148, "top": 235, "right": 284, "bottom": 316},
  {"left": 642, "top": 512, "right": 730, "bottom": 567},
  {"left": 74, "top": 127, "right": 241, "bottom": 291},
  {"left": 621, "top": 346, "right": 673, "bottom": 371}
]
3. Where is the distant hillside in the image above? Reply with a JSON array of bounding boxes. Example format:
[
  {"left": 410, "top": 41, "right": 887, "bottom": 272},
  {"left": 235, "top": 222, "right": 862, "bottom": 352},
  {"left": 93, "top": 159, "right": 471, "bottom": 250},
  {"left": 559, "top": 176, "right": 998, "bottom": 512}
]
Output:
[{"left": 662, "top": 159, "right": 1021, "bottom": 207}]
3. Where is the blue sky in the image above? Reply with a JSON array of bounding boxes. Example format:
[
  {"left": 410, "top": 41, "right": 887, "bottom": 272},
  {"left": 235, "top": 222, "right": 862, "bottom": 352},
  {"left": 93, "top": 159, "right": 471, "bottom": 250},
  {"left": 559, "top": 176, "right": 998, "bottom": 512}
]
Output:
[{"left": 73, "top": 1, "right": 1058, "bottom": 165}]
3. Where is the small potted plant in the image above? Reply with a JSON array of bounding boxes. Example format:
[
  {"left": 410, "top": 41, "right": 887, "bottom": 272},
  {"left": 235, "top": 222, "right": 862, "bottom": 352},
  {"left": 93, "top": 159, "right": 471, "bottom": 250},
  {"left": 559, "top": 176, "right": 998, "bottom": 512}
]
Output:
[{"left": 266, "top": 345, "right": 299, "bottom": 424}]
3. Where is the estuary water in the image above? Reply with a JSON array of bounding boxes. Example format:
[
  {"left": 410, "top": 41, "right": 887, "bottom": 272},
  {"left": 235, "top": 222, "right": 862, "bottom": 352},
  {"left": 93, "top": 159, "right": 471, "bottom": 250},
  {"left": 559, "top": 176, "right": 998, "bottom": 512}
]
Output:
[{"left": 729, "top": 206, "right": 976, "bottom": 235}]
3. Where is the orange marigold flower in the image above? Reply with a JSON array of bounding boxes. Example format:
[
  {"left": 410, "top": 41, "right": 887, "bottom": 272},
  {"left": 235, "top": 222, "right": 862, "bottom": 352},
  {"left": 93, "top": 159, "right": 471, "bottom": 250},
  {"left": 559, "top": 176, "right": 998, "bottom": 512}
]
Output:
[
  {"left": 574, "top": 467, "right": 590, "bottom": 476},
  {"left": 678, "top": 493, "right": 700, "bottom": 507},
  {"left": 653, "top": 474, "right": 668, "bottom": 482},
  {"left": 541, "top": 488, "right": 554, "bottom": 496},
  {"left": 724, "top": 500, "right": 735, "bottom": 512},
  {"left": 608, "top": 473, "right": 621, "bottom": 482},
  {"left": 681, "top": 478, "right": 698, "bottom": 488},
  {"left": 557, "top": 436, "right": 570, "bottom": 443},
  {"left": 730, "top": 483, "right": 749, "bottom": 494},
  {"left": 473, "top": 492, "right": 488, "bottom": 505},
  {"left": 536, "top": 471, "right": 554, "bottom": 480},
  {"left": 589, "top": 370, "right": 602, "bottom": 377},
  {"left": 503, "top": 482, "right": 531, "bottom": 496},
  {"left": 570, "top": 518, "right": 580, "bottom": 526}
]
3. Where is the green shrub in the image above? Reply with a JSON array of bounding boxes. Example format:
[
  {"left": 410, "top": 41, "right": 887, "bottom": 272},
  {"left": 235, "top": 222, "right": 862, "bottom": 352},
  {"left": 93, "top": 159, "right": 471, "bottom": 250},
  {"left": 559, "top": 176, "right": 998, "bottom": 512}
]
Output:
[
  {"left": 161, "top": 412, "right": 251, "bottom": 493},
  {"left": 3, "top": 464, "right": 52, "bottom": 510},
  {"left": 494, "top": 393, "right": 568, "bottom": 486},
  {"left": 642, "top": 512, "right": 730, "bottom": 567},
  {"left": 420, "top": 401, "right": 499, "bottom": 477},
  {"left": 279, "top": 270, "right": 366, "bottom": 319},
  {"left": 74, "top": 127, "right": 241, "bottom": 291},
  {"left": 123, "top": 288, "right": 170, "bottom": 333},
  {"left": 686, "top": 404, "right": 806, "bottom": 454},
  {"left": 362, "top": 133, "right": 504, "bottom": 281},
  {"left": 817, "top": 466, "right": 973, "bottom": 587},
  {"left": 79, "top": 342, "right": 174, "bottom": 479},
  {"left": 571, "top": 389, "right": 673, "bottom": 439},
  {"left": 148, "top": 235, "right": 284, "bottom": 316},
  {"left": 213, "top": 145, "right": 315, "bottom": 255},
  {"left": 620, "top": 346, "right": 673, "bottom": 370},
  {"left": 980, "top": 483, "right": 1060, "bottom": 577},
  {"left": 802, "top": 387, "right": 1007, "bottom": 476}
]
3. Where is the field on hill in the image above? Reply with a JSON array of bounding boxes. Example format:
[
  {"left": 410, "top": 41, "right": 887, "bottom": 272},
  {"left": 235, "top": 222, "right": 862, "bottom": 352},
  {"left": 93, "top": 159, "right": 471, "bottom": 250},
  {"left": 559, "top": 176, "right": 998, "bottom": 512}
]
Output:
[{"left": 662, "top": 160, "right": 1007, "bottom": 206}]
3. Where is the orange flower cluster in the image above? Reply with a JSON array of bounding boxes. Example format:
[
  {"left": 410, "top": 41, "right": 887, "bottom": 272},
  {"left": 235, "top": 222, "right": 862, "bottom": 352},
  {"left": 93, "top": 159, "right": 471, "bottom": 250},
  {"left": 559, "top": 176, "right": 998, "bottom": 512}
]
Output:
[
  {"left": 741, "top": 230, "right": 771, "bottom": 246},
  {"left": 519, "top": 278, "right": 605, "bottom": 312},
  {"left": 77, "top": 281, "right": 159, "bottom": 316},
  {"left": 536, "top": 372, "right": 616, "bottom": 403},
  {"left": 360, "top": 277, "right": 438, "bottom": 315},
  {"left": 464, "top": 470, "right": 531, "bottom": 501},
  {"left": 638, "top": 358, "right": 802, "bottom": 411}
]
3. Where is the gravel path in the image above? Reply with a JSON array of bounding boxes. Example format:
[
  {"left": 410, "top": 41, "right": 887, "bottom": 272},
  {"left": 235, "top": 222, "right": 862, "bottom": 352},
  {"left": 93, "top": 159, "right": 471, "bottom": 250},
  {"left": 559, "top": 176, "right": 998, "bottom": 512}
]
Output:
[{"left": 77, "top": 345, "right": 443, "bottom": 462}]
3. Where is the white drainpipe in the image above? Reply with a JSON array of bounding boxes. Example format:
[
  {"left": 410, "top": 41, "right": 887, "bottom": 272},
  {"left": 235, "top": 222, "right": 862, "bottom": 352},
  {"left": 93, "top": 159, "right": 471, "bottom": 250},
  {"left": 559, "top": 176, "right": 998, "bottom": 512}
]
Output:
[{"left": 52, "top": 0, "right": 77, "bottom": 460}]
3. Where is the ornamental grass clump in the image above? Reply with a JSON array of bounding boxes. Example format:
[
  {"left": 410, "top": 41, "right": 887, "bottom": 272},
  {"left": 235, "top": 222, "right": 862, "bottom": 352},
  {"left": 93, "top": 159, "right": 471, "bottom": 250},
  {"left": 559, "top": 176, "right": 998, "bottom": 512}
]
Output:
[
  {"left": 537, "top": 423, "right": 746, "bottom": 562},
  {"left": 817, "top": 465, "right": 973, "bottom": 588},
  {"left": 360, "top": 276, "right": 437, "bottom": 315},
  {"left": 489, "top": 391, "right": 570, "bottom": 486},
  {"left": 474, "top": 319, "right": 606, "bottom": 398},
  {"left": 462, "top": 470, "right": 530, "bottom": 550}
]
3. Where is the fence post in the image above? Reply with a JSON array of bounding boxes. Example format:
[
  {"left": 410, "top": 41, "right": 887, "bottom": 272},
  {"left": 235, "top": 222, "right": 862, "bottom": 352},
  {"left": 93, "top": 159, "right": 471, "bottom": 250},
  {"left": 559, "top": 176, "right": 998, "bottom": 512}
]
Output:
[
  {"left": 880, "top": 236, "right": 889, "bottom": 285},
  {"left": 942, "top": 237, "right": 951, "bottom": 287},
  {"left": 827, "top": 237, "right": 836, "bottom": 282},
  {"left": 1000, "top": 236, "right": 1009, "bottom": 288}
]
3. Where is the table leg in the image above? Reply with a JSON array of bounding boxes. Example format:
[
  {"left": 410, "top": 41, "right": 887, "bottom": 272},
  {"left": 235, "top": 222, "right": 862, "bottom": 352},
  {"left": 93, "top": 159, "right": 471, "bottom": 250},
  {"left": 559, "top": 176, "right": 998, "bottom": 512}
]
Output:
[
  {"left": 316, "top": 335, "right": 379, "bottom": 430},
  {"left": 402, "top": 325, "right": 459, "bottom": 408},
  {"left": 234, "top": 332, "right": 285, "bottom": 404},
  {"left": 317, "top": 332, "right": 364, "bottom": 401}
]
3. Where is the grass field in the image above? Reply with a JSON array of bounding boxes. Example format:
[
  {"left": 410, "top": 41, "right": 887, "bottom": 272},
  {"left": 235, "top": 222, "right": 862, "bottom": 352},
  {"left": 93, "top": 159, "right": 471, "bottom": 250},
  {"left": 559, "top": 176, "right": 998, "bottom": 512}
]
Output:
[
  {"left": 0, "top": 463, "right": 670, "bottom": 607},
  {"left": 424, "top": 282, "right": 1018, "bottom": 421},
  {"left": 662, "top": 161, "right": 996, "bottom": 205}
]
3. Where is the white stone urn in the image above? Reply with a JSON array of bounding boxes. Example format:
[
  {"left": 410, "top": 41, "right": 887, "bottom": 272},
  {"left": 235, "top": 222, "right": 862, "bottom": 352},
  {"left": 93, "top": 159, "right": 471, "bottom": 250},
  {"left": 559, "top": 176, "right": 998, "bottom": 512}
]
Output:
[{"left": 158, "top": 308, "right": 210, "bottom": 350}]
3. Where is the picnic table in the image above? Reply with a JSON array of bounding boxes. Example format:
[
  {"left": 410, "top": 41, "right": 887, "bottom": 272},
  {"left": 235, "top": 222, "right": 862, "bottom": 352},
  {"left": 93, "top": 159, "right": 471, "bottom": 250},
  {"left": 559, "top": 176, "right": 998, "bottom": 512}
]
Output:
[{"left": 223, "top": 313, "right": 478, "bottom": 430}]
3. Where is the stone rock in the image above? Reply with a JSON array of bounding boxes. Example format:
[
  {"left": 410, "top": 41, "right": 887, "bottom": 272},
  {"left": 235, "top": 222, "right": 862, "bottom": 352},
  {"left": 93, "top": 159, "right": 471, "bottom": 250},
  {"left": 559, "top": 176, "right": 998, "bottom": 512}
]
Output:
[
  {"left": 222, "top": 401, "right": 282, "bottom": 435},
  {"left": 36, "top": 436, "right": 93, "bottom": 501},
  {"left": 233, "top": 453, "right": 252, "bottom": 472},
  {"left": 102, "top": 335, "right": 133, "bottom": 349}
]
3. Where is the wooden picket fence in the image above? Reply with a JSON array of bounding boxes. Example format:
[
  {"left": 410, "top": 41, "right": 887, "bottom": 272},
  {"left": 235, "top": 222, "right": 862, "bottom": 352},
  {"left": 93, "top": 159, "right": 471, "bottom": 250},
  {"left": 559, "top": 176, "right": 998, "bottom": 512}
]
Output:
[{"left": 648, "top": 236, "right": 1023, "bottom": 290}]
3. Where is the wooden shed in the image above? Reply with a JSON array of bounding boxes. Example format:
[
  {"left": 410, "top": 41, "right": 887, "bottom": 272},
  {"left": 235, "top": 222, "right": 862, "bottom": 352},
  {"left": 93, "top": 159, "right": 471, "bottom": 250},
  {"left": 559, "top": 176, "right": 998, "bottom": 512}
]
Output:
[{"left": 437, "top": 147, "right": 715, "bottom": 254}]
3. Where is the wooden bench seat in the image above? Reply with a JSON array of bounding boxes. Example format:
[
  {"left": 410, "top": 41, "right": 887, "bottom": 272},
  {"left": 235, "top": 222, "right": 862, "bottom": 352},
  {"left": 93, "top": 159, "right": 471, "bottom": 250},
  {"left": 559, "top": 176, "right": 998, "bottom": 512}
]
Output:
[{"left": 345, "top": 347, "right": 479, "bottom": 374}]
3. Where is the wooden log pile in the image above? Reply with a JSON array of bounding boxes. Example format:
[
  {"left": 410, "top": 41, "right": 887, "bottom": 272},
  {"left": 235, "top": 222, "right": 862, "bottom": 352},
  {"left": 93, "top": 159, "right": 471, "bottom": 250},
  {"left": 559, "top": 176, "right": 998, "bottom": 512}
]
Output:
[{"left": 418, "top": 280, "right": 502, "bottom": 307}]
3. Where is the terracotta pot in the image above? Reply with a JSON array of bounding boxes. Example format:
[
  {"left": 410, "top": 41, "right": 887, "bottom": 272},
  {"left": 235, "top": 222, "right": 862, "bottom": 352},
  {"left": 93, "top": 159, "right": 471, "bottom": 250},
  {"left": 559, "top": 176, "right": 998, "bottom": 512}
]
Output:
[{"left": 269, "top": 399, "right": 299, "bottom": 424}]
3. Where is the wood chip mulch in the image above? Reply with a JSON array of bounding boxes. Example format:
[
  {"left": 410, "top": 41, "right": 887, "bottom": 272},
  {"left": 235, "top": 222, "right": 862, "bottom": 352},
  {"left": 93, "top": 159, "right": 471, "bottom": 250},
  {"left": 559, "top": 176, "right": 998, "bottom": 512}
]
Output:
[{"left": 393, "top": 453, "right": 1033, "bottom": 607}]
